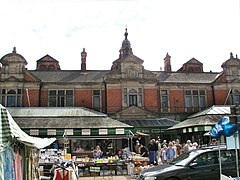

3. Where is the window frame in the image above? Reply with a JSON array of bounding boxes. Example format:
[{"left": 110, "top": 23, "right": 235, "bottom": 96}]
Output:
[
  {"left": 48, "top": 89, "right": 74, "bottom": 107},
  {"left": 0, "top": 88, "right": 22, "bottom": 107},
  {"left": 231, "top": 89, "right": 240, "bottom": 105},
  {"left": 185, "top": 89, "right": 206, "bottom": 112},
  {"left": 123, "top": 87, "right": 143, "bottom": 107},
  {"left": 160, "top": 90, "right": 169, "bottom": 112},
  {"left": 92, "top": 89, "right": 101, "bottom": 111}
]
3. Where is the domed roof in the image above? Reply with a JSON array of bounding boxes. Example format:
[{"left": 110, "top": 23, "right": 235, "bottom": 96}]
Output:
[
  {"left": 118, "top": 28, "right": 133, "bottom": 59},
  {"left": 121, "top": 28, "right": 131, "bottom": 49},
  {"left": 0, "top": 47, "right": 28, "bottom": 65}
]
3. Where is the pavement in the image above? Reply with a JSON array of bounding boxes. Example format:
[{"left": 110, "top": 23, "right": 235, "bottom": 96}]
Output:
[{"left": 79, "top": 175, "right": 137, "bottom": 179}]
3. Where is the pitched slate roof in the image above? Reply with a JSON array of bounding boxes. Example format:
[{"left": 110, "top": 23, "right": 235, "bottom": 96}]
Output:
[
  {"left": 167, "top": 115, "right": 223, "bottom": 130},
  {"left": 29, "top": 69, "right": 221, "bottom": 84},
  {"left": 29, "top": 70, "right": 109, "bottom": 83},
  {"left": 168, "top": 105, "right": 231, "bottom": 130},
  {"left": 7, "top": 107, "right": 132, "bottom": 129},
  {"left": 155, "top": 72, "right": 220, "bottom": 83},
  {"left": 13, "top": 117, "right": 131, "bottom": 129},
  {"left": 189, "top": 105, "right": 231, "bottom": 118},
  {"left": 7, "top": 107, "right": 107, "bottom": 117},
  {"left": 119, "top": 118, "right": 179, "bottom": 128}
]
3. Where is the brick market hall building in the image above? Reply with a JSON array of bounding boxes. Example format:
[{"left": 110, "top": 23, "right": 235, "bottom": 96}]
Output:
[{"left": 0, "top": 28, "right": 239, "bottom": 152}]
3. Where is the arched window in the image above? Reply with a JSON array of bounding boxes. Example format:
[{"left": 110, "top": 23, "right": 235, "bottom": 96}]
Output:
[
  {"left": 123, "top": 88, "right": 143, "bottom": 107},
  {"left": 48, "top": 65, "right": 56, "bottom": 70},
  {"left": 39, "top": 64, "right": 46, "bottom": 70},
  {"left": 0, "top": 89, "right": 22, "bottom": 107}
]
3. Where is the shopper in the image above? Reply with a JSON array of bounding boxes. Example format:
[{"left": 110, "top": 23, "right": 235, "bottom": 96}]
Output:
[
  {"left": 148, "top": 139, "right": 158, "bottom": 164},
  {"left": 175, "top": 139, "right": 182, "bottom": 157},
  {"left": 192, "top": 142, "right": 198, "bottom": 149},
  {"left": 138, "top": 144, "right": 149, "bottom": 157},
  {"left": 161, "top": 144, "right": 167, "bottom": 163},
  {"left": 93, "top": 145, "right": 103, "bottom": 159},
  {"left": 165, "top": 142, "right": 176, "bottom": 162},
  {"left": 183, "top": 140, "right": 192, "bottom": 153}
]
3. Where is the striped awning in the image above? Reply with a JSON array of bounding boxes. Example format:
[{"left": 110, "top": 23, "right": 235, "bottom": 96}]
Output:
[
  {"left": 0, "top": 104, "right": 12, "bottom": 151},
  {"left": 24, "top": 128, "right": 129, "bottom": 137},
  {"left": 0, "top": 104, "right": 56, "bottom": 152}
]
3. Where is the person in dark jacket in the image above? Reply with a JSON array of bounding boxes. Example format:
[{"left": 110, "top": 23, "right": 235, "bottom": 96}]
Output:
[
  {"left": 148, "top": 139, "right": 158, "bottom": 164},
  {"left": 139, "top": 144, "right": 149, "bottom": 157}
]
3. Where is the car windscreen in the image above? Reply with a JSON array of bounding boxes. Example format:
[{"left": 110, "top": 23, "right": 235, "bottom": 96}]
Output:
[{"left": 169, "top": 151, "right": 200, "bottom": 166}]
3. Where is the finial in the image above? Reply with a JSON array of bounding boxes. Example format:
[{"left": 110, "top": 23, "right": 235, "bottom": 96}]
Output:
[
  {"left": 230, "top": 52, "right": 233, "bottom": 58},
  {"left": 12, "top": 47, "right": 16, "bottom": 53},
  {"left": 124, "top": 28, "right": 128, "bottom": 39},
  {"left": 81, "top": 48, "right": 87, "bottom": 56},
  {"left": 236, "top": 54, "right": 238, "bottom": 59},
  {"left": 166, "top": 52, "right": 171, "bottom": 58}
]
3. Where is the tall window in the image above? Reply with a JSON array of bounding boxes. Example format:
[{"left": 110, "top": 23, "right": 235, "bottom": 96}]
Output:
[
  {"left": 185, "top": 90, "right": 206, "bottom": 112},
  {"left": 161, "top": 90, "right": 169, "bottom": 112},
  {"left": 123, "top": 88, "right": 143, "bottom": 107},
  {"left": 93, "top": 90, "right": 101, "bottom": 111},
  {"left": 231, "top": 89, "right": 240, "bottom": 105},
  {"left": 49, "top": 90, "right": 73, "bottom": 107},
  {"left": 0, "top": 89, "right": 22, "bottom": 107}
]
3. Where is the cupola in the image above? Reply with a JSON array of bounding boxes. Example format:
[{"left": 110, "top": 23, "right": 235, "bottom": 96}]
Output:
[{"left": 0, "top": 47, "right": 28, "bottom": 80}]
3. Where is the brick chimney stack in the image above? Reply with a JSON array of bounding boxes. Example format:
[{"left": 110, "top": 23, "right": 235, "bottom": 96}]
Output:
[
  {"left": 164, "top": 53, "right": 172, "bottom": 73},
  {"left": 81, "top": 48, "right": 87, "bottom": 71}
]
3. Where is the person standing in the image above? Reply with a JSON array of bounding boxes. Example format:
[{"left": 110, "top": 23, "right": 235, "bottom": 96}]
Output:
[
  {"left": 135, "top": 140, "right": 140, "bottom": 153},
  {"left": 161, "top": 144, "right": 167, "bottom": 163},
  {"left": 156, "top": 140, "right": 162, "bottom": 164},
  {"left": 175, "top": 139, "right": 182, "bottom": 157},
  {"left": 148, "top": 139, "right": 158, "bottom": 164},
  {"left": 183, "top": 140, "right": 192, "bottom": 153},
  {"left": 165, "top": 142, "right": 176, "bottom": 162},
  {"left": 192, "top": 142, "right": 198, "bottom": 149}
]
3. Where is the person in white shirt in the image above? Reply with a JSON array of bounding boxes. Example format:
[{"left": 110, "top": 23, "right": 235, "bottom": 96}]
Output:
[{"left": 183, "top": 140, "right": 192, "bottom": 153}]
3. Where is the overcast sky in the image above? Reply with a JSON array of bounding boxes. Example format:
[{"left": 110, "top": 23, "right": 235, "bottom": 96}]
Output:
[{"left": 1, "top": 0, "right": 240, "bottom": 72}]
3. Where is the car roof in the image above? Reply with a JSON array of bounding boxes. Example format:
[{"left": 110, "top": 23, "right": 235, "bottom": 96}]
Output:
[{"left": 191, "top": 144, "right": 227, "bottom": 154}]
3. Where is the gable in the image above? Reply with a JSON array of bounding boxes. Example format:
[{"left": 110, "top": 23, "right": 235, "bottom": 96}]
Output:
[
  {"left": 213, "top": 72, "right": 226, "bottom": 83},
  {"left": 24, "top": 71, "right": 41, "bottom": 82},
  {"left": 37, "top": 55, "right": 59, "bottom": 63},
  {"left": 2, "top": 76, "right": 21, "bottom": 82},
  {"left": 121, "top": 54, "right": 144, "bottom": 64},
  {"left": 185, "top": 58, "right": 202, "bottom": 65},
  {"left": 36, "top": 54, "right": 61, "bottom": 70},
  {"left": 115, "top": 106, "right": 157, "bottom": 119}
]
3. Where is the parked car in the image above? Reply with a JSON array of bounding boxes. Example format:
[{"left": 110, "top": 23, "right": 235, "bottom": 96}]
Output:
[{"left": 138, "top": 145, "right": 239, "bottom": 180}]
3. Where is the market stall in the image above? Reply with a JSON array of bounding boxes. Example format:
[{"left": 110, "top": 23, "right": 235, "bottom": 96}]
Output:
[
  {"left": 38, "top": 146, "right": 151, "bottom": 178},
  {"left": 0, "top": 104, "right": 56, "bottom": 180}
]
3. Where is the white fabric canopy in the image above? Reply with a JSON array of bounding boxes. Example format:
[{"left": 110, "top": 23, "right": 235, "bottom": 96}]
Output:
[{"left": 0, "top": 104, "right": 56, "bottom": 151}]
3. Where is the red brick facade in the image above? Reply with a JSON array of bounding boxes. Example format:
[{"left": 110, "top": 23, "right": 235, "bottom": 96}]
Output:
[{"left": 0, "top": 35, "right": 240, "bottom": 122}]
